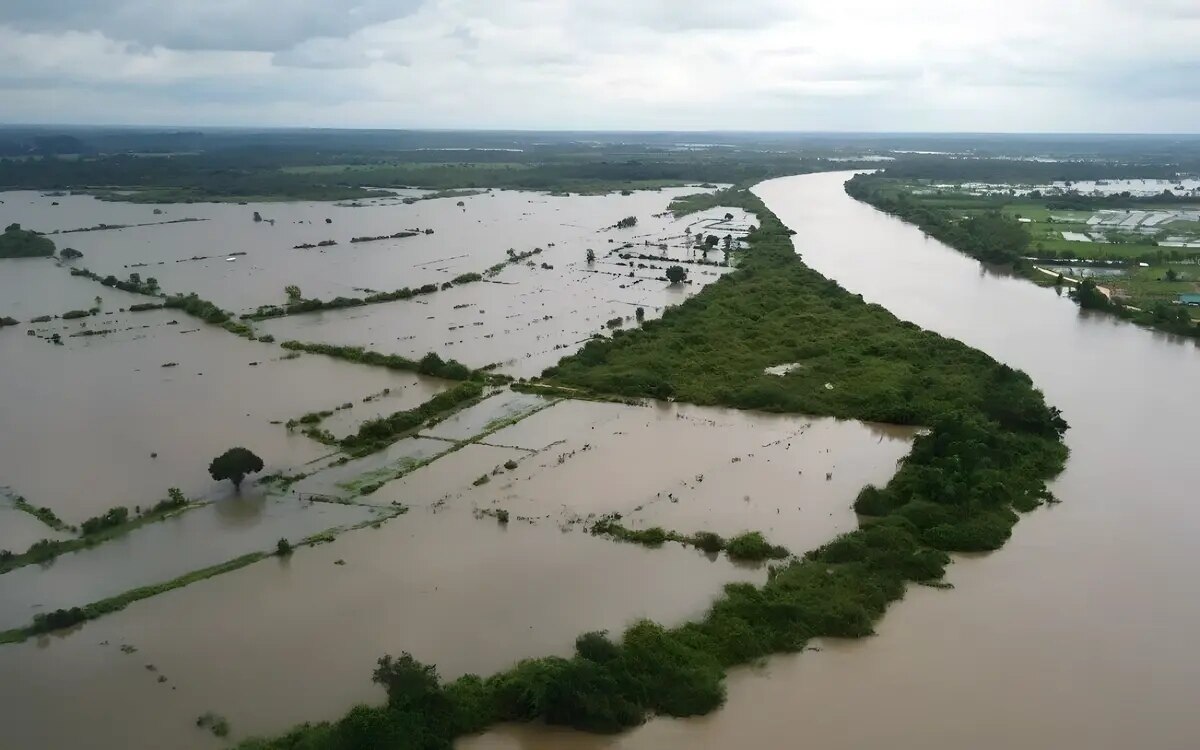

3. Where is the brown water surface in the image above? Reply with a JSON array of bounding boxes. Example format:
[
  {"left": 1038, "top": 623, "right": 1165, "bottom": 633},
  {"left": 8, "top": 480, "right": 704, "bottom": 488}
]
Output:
[{"left": 462, "top": 171, "right": 1200, "bottom": 750}]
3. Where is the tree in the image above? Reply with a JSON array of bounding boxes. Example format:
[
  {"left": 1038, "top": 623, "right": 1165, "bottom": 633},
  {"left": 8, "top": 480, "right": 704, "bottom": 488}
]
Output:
[
  {"left": 635, "top": 306, "right": 645, "bottom": 322},
  {"left": 586, "top": 248, "right": 595, "bottom": 264},
  {"left": 615, "top": 216, "right": 637, "bottom": 229},
  {"left": 285, "top": 285, "right": 302, "bottom": 302},
  {"left": 253, "top": 211, "right": 263, "bottom": 222},
  {"left": 60, "top": 247, "right": 83, "bottom": 260},
  {"left": 724, "top": 212, "right": 733, "bottom": 221},
  {"left": 705, "top": 235, "right": 719, "bottom": 248},
  {"left": 372, "top": 653, "right": 444, "bottom": 711},
  {"left": 1165, "top": 269, "right": 1179, "bottom": 282},
  {"left": 665, "top": 265, "right": 688, "bottom": 284},
  {"left": 208, "top": 447, "right": 264, "bottom": 489}
]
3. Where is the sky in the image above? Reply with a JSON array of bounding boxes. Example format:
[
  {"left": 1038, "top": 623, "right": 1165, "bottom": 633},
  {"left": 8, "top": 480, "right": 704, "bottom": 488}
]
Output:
[{"left": 2, "top": 0, "right": 1199, "bottom": 132}]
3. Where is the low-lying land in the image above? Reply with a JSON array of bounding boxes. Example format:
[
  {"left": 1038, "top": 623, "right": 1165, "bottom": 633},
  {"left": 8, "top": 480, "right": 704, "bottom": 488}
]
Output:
[
  {"left": 235, "top": 187, "right": 1068, "bottom": 748},
  {"left": 845, "top": 173, "right": 1200, "bottom": 338}
]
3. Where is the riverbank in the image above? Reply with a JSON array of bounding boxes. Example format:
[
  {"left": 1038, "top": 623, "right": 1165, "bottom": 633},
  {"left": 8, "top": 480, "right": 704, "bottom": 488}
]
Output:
[
  {"left": 235, "top": 185, "right": 1067, "bottom": 748},
  {"left": 844, "top": 173, "right": 1200, "bottom": 339}
]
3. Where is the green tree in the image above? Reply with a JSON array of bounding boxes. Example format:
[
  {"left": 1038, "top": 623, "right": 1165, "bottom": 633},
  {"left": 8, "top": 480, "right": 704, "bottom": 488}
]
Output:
[
  {"left": 665, "top": 265, "right": 688, "bottom": 284},
  {"left": 208, "top": 447, "right": 264, "bottom": 489},
  {"left": 285, "top": 285, "right": 302, "bottom": 302},
  {"left": 586, "top": 248, "right": 596, "bottom": 264},
  {"left": 60, "top": 247, "right": 83, "bottom": 260},
  {"left": 372, "top": 653, "right": 444, "bottom": 711}
]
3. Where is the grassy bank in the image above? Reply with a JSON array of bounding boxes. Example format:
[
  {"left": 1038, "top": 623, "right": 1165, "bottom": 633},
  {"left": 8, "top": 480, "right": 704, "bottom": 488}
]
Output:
[
  {"left": 236, "top": 186, "right": 1068, "bottom": 749},
  {"left": 0, "top": 551, "right": 269, "bottom": 644},
  {"left": 1, "top": 492, "right": 199, "bottom": 575}
]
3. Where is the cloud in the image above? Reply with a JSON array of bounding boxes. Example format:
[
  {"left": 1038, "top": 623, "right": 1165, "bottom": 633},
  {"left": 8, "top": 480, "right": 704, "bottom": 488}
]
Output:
[
  {"left": 0, "top": 0, "right": 1198, "bottom": 131},
  {"left": 2, "top": 0, "right": 424, "bottom": 51}
]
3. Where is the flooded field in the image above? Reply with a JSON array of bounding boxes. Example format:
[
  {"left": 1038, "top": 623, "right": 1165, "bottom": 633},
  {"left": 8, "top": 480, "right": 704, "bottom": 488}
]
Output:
[
  {"left": 457, "top": 171, "right": 1200, "bottom": 750},
  {"left": 0, "top": 302, "right": 447, "bottom": 523},
  {"left": 478, "top": 400, "right": 914, "bottom": 549},
  {"left": 0, "top": 495, "right": 384, "bottom": 631},
  {"left": 0, "top": 188, "right": 742, "bottom": 315},
  {"left": 1, "top": 181, "right": 909, "bottom": 749}
]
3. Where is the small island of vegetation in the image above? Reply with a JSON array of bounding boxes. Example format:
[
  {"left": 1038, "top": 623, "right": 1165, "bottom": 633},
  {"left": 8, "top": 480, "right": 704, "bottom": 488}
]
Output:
[{"left": 0, "top": 223, "right": 55, "bottom": 258}]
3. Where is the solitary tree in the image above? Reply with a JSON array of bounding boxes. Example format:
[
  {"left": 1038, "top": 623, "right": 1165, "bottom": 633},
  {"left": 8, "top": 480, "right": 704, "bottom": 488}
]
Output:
[
  {"left": 635, "top": 306, "right": 645, "bottom": 322},
  {"left": 60, "top": 247, "right": 83, "bottom": 260},
  {"left": 665, "top": 265, "right": 688, "bottom": 284},
  {"left": 586, "top": 248, "right": 596, "bottom": 264},
  {"left": 724, "top": 212, "right": 733, "bottom": 221},
  {"left": 208, "top": 447, "right": 264, "bottom": 490},
  {"left": 285, "top": 285, "right": 302, "bottom": 302}
]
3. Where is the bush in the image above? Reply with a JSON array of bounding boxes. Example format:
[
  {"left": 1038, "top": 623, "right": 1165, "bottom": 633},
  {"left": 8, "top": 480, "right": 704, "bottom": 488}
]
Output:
[{"left": 725, "top": 532, "right": 788, "bottom": 561}]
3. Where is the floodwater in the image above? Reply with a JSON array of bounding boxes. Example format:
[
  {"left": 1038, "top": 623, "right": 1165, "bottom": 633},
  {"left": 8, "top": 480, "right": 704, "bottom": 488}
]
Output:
[
  {"left": 0, "top": 300, "right": 447, "bottom": 523},
  {"left": 464, "top": 171, "right": 1200, "bottom": 749},
  {"left": 0, "top": 393, "right": 904, "bottom": 748},
  {"left": 0, "top": 495, "right": 384, "bottom": 631},
  {"left": 479, "top": 400, "right": 913, "bottom": 550},
  {"left": 0, "top": 188, "right": 736, "bottom": 314},
  {"left": 258, "top": 204, "right": 749, "bottom": 378}
]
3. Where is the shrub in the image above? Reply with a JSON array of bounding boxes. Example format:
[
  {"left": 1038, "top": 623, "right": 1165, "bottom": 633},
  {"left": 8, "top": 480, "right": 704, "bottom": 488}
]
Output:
[{"left": 724, "top": 532, "right": 788, "bottom": 561}]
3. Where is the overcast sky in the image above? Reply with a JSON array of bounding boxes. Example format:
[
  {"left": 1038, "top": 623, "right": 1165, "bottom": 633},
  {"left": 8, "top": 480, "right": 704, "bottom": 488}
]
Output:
[{"left": 2, "top": 0, "right": 1198, "bottom": 132}]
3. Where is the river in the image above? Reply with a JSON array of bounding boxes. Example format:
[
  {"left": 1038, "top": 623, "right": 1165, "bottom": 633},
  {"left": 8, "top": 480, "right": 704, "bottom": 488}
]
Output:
[{"left": 463, "top": 170, "right": 1200, "bottom": 749}]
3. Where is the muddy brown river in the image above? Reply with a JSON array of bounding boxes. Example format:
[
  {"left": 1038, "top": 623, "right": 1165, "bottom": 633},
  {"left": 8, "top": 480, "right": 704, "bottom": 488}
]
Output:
[{"left": 462, "top": 171, "right": 1200, "bottom": 750}]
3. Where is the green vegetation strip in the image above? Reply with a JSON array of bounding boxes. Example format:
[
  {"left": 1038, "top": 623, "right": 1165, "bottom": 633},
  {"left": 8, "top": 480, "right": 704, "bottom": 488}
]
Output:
[
  {"left": 279, "top": 342, "right": 477, "bottom": 380},
  {"left": 9, "top": 495, "right": 70, "bottom": 532},
  {"left": 0, "top": 551, "right": 268, "bottom": 644},
  {"left": 236, "top": 186, "right": 1068, "bottom": 749},
  {"left": 1, "top": 492, "right": 198, "bottom": 575},
  {"left": 340, "top": 381, "right": 487, "bottom": 456},
  {"left": 591, "top": 516, "right": 789, "bottom": 561}
]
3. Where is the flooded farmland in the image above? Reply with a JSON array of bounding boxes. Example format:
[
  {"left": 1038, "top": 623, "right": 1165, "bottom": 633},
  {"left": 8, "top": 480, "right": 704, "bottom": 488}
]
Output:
[
  {"left": 462, "top": 171, "right": 1200, "bottom": 750},
  {"left": 0, "top": 182, "right": 908, "bottom": 748}
]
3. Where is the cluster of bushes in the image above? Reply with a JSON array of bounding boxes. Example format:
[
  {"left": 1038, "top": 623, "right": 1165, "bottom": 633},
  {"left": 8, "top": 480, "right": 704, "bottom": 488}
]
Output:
[
  {"left": 590, "top": 517, "right": 789, "bottom": 561},
  {"left": 340, "top": 381, "right": 484, "bottom": 454},
  {"left": 68, "top": 267, "right": 162, "bottom": 296},
  {"left": 486, "top": 247, "right": 544, "bottom": 276},
  {"left": 80, "top": 506, "right": 130, "bottom": 536},
  {"left": 163, "top": 292, "right": 230, "bottom": 324},
  {"left": 1, "top": 489, "right": 191, "bottom": 575},
  {"left": 0, "top": 223, "right": 55, "bottom": 257},
  {"left": 12, "top": 496, "right": 68, "bottom": 530},
  {"left": 278, "top": 341, "right": 477, "bottom": 381}
]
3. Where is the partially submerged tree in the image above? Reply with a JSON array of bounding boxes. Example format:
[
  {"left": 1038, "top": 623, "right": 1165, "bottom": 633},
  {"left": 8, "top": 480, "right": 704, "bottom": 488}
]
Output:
[
  {"left": 208, "top": 447, "right": 264, "bottom": 490},
  {"left": 665, "top": 265, "right": 688, "bottom": 285},
  {"left": 586, "top": 248, "right": 596, "bottom": 264},
  {"left": 59, "top": 247, "right": 83, "bottom": 260},
  {"left": 285, "top": 285, "right": 302, "bottom": 302}
]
